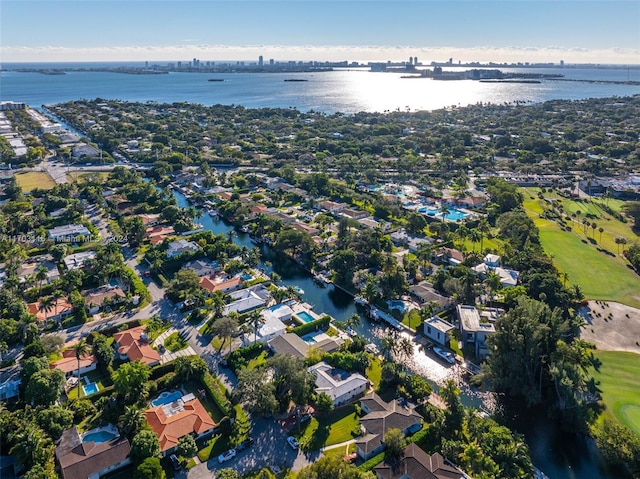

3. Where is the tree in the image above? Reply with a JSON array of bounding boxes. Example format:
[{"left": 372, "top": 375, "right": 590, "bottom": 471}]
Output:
[
  {"left": 316, "top": 392, "right": 334, "bottom": 412},
  {"left": 38, "top": 295, "right": 55, "bottom": 324},
  {"left": 175, "top": 356, "right": 208, "bottom": 381},
  {"left": 328, "top": 249, "right": 357, "bottom": 285},
  {"left": 9, "top": 425, "right": 53, "bottom": 470},
  {"left": 131, "top": 430, "right": 162, "bottom": 463},
  {"left": 234, "top": 368, "right": 278, "bottom": 416},
  {"left": 133, "top": 457, "right": 166, "bottom": 479},
  {"left": 92, "top": 333, "right": 114, "bottom": 370},
  {"left": 113, "top": 360, "right": 151, "bottom": 403},
  {"left": 25, "top": 368, "right": 65, "bottom": 407},
  {"left": 72, "top": 339, "right": 90, "bottom": 398},
  {"left": 35, "top": 265, "right": 48, "bottom": 298},
  {"left": 217, "top": 469, "right": 240, "bottom": 479},
  {"left": 119, "top": 406, "right": 146, "bottom": 438},
  {"left": 384, "top": 428, "right": 406, "bottom": 459},
  {"left": 210, "top": 316, "right": 239, "bottom": 354},
  {"left": 37, "top": 406, "right": 74, "bottom": 440},
  {"left": 249, "top": 309, "right": 265, "bottom": 345},
  {"left": 440, "top": 380, "right": 464, "bottom": 438},
  {"left": 166, "top": 268, "right": 201, "bottom": 302},
  {"left": 177, "top": 434, "right": 198, "bottom": 458},
  {"left": 297, "top": 455, "right": 375, "bottom": 479},
  {"left": 268, "top": 353, "right": 315, "bottom": 409}
]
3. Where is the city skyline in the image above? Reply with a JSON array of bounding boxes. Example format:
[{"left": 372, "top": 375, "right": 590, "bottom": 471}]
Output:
[{"left": 1, "top": 1, "right": 639, "bottom": 64}]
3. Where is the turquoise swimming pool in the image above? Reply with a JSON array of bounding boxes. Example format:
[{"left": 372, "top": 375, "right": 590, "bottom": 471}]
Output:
[
  {"left": 152, "top": 390, "right": 182, "bottom": 407},
  {"left": 82, "top": 430, "right": 117, "bottom": 443},
  {"left": 83, "top": 382, "right": 99, "bottom": 396},
  {"left": 296, "top": 311, "right": 315, "bottom": 323}
]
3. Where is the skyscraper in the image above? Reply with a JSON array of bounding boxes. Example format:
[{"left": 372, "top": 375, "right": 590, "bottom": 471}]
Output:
[{"left": 258, "top": 55, "right": 264, "bottom": 66}]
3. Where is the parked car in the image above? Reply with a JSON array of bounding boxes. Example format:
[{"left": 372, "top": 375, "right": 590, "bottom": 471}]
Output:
[
  {"left": 236, "top": 437, "right": 254, "bottom": 451},
  {"left": 218, "top": 448, "right": 237, "bottom": 463},
  {"left": 286, "top": 436, "right": 299, "bottom": 450},
  {"left": 169, "top": 454, "right": 181, "bottom": 471}
]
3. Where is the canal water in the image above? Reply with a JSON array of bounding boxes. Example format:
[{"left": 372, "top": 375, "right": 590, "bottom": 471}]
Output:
[{"left": 174, "top": 190, "right": 614, "bottom": 479}]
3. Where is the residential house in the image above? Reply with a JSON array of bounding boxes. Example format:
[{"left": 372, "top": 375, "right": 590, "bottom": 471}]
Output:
[
  {"left": 373, "top": 443, "right": 466, "bottom": 479},
  {"left": 55, "top": 427, "right": 131, "bottom": 479},
  {"left": 341, "top": 208, "right": 368, "bottom": 220},
  {"left": 456, "top": 305, "right": 495, "bottom": 358},
  {"left": 199, "top": 275, "right": 243, "bottom": 295},
  {"left": 145, "top": 394, "right": 216, "bottom": 455},
  {"left": 472, "top": 254, "right": 520, "bottom": 288},
  {"left": 292, "top": 222, "right": 320, "bottom": 236},
  {"left": 28, "top": 297, "right": 74, "bottom": 323},
  {"left": 0, "top": 367, "right": 21, "bottom": 402},
  {"left": 49, "top": 224, "right": 90, "bottom": 241},
  {"left": 113, "top": 326, "right": 161, "bottom": 366},
  {"left": 423, "top": 316, "right": 455, "bottom": 347},
  {"left": 268, "top": 332, "right": 343, "bottom": 359},
  {"left": 224, "top": 284, "right": 271, "bottom": 315},
  {"left": 317, "top": 200, "right": 347, "bottom": 213},
  {"left": 72, "top": 144, "right": 100, "bottom": 159},
  {"left": 182, "top": 259, "right": 221, "bottom": 277},
  {"left": 82, "top": 286, "right": 127, "bottom": 314},
  {"left": 308, "top": 362, "right": 369, "bottom": 406},
  {"left": 63, "top": 251, "right": 96, "bottom": 270},
  {"left": 356, "top": 393, "right": 423, "bottom": 460},
  {"left": 409, "top": 282, "right": 454, "bottom": 312},
  {"left": 50, "top": 349, "right": 98, "bottom": 377},
  {"left": 166, "top": 239, "right": 199, "bottom": 258},
  {"left": 242, "top": 311, "right": 287, "bottom": 345},
  {"left": 16, "top": 255, "right": 60, "bottom": 285},
  {"left": 138, "top": 213, "right": 161, "bottom": 226}
]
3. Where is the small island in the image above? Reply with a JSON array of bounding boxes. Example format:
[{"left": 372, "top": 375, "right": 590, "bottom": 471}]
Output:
[
  {"left": 208, "top": 78, "right": 224, "bottom": 82},
  {"left": 284, "top": 79, "right": 308, "bottom": 82}
]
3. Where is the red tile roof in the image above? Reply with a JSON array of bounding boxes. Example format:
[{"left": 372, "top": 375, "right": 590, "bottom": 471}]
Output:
[
  {"left": 50, "top": 350, "right": 97, "bottom": 375},
  {"left": 145, "top": 398, "right": 216, "bottom": 452},
  {"left": 27, "top": 297, "right": 73, "bottom": 322},
  {"left": 113, "top": 325, "right": 160, "bottom": 365}
]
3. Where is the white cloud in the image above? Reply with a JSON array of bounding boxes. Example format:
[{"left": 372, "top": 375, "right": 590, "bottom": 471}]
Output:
[{"left": 2, "top": 44, "right": 639, "bottom": 64}]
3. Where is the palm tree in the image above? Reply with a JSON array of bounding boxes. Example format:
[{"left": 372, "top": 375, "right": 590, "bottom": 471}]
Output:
[
  {"left": 380, "top": 334, "right": 398, "bottom": 361},
  {"left": 35, "top": 265, "right": 48, "bottom": 298},
  {"left": 345, "top": 313, "right": 361, "bottom": 330},
  {"left": 38, "top": 296, "right": 55, "bottom": 324},
  {"left": 119, "top": 405, "right": 145, "bottom": 438},
  {"left": 560, "top": 271, "right": 569, "bottom": 288},
  {"left": 477, "top": 218, "right": 490, "bottom": 254},
  {"left": 9, "top": 426, "right": 51, "bottom": 470},
  {"left": 51, "top": 289, "right": 64, "bottom": 321},
  {"left": 249, "top": 310, "right": 265, "bottom": 345},
  {"left": 598, "top": 227, "right": 604, "bottom": 243},
  {"left": 468, "top": 230, "right": 481, "bottom": 253},
  {"left": 396, "top": 337, "right": 414, "bottom": 361},
  {"left": 591, "top": 222, "right": 597, "bottom": 239},
  {"left": 72, "top": 340, "right": 90, "bottom": 398},
  {"left": 438, "top": 203, "right": 450, "bottom": 222}
]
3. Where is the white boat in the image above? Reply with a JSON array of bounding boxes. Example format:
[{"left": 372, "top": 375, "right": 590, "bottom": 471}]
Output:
[
  {"left": 433, "top": 347, "right": 456, "bottom": 364},
  {"left": 294, "top": 286, "right": 304, "bottom": 295}
]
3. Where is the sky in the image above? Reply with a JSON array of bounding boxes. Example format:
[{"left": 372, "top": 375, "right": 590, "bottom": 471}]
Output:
[{"left": 1, "top": 0, "right": 639, "bottom": 64}]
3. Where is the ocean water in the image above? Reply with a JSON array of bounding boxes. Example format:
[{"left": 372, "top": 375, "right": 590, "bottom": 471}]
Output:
[{"left": 1, "top": 65, "right": 639, "bottom": 113}]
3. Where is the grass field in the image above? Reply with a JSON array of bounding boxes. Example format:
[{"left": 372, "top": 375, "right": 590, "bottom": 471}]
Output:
[
  {"left": 14, "top": 171, "right": 56, "bottom": 191},
  {"left": 522, "top": 190, "right": 640, "bottom": 307},
  {"left": 591, "top": 351, "right": 640, "bottom": 436},
  {"left": 292, "top": 404, "right": 360, "bottom": 450},
  {"left": 67, "top": 171, "right": 109, "bottom": 183}
]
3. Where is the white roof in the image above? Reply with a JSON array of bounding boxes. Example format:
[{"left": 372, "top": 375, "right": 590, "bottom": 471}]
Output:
[
  {"left": 424, "top": 316, "right": 455, "bottom": 334},
  {"left": 308, "top": 362, "right": 369, "bottom": 402}
]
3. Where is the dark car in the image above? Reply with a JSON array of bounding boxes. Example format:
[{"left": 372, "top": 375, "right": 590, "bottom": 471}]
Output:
[
  {"left": 170, "top": 454, "right": 181, "bottom": 471},
  {"left": 236, "top": 437, "right": 254, "bottom": 451}
]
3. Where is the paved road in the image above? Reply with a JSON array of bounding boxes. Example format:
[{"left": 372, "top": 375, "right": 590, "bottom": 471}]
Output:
[{"left": 187, "top": 417, "right": 320, "bottom": 478}]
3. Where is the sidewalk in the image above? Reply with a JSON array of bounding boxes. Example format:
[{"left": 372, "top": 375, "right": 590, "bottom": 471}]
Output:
[{"left": 153, "top": 328, "right": 197, "bottom": 364}]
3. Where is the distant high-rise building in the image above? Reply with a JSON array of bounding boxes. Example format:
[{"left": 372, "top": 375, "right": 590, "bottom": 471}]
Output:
[
  {"left": 449, "top": 57, "right": 453, "bottom": 65},
  {"left": 145, "top": 61, "right": 148, "bottom": 68},
  {"left": 560, "top": 60, "right": 565, "bottom": 67},
  {"left": 408, "top": 57, "right": 413, "bottom": 65},
  {"left": 269, "top": 59, "right": 274, "bottom": 65},
  {"left": 258, "top": 55, "right": 264, "bottom": 66},
  {"left": 415, "top": 56, "right": 418, "bottom": 65}
]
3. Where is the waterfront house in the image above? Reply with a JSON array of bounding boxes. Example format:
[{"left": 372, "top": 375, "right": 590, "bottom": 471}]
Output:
[
  {"left": 49, "top": 224, "right": 90, "bottom": 241},
  {"left": 423, "top": 316, "right": 455, "bottom": 347},
  {"left": 268, "top": 332, "right": 343, "bottom": 359},
  {"left": 199, "top": 274, "right": 243, "bottom": 294},
  {"left": 308, "top": 362, "right": 369, "bottom": 407},
  {"left": 373, "top": 443, "right": 465, "bottom": 479},
  {"left": 356, "top": 393, "right": 422, "bottom": 460},
  {"left": 145, "top": 394, "right": 216, "bottom": 455},
  {"left": 56, "top": 427, "right": 131, "bottom": 479},
  {"left": 182, "top": 259, "right": 221, "bottom": 277},
  {"left": 409, "top": 281, "right": 454, "bottom": 312},
  {"left": 456, "top": 305, "right": 495, "bottom": 358},
  {"left": 224, "top": 284, "right": 271, "bottom": 315}
]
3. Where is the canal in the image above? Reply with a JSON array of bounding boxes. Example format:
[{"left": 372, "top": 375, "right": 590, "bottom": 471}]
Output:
[{"left": 174, "top": 190, "right": 614, "bottom": 479}]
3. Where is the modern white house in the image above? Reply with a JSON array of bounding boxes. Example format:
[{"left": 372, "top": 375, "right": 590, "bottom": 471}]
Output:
[
  {"left": 63, "top": 251, "right": 97, "bottom": 270},
  {"left": 456, "top": 305, "right": 495, "bottom": 358},
  {"left": 49, "top": 224, "right": 90, "bottom": 240},
  {"left": 308, "top": 362, "right": 370, "bottom": 406},
  {"left": 166, "top": 239, "right": 199, "bottom": 258},
  {"left": 423, "top": 316, "right": 455, "bottom": 346}
]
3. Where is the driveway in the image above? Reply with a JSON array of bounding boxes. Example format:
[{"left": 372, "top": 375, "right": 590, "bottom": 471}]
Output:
[
  {"left": 153, "top": 328, "right": 197, "bottom": 364},
  {"left": 187, "top": 417, "right": 320, "bottom": 478}
]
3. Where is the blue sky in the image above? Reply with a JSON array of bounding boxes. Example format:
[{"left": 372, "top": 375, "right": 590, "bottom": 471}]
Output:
[{"left": 2, "top": 1, "right": 639, "bottom": 63}]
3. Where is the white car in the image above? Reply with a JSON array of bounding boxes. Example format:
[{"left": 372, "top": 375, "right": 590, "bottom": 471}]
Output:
[
  {"left": 286, "top": 436, "right": 299, "bottom": 449},
  {"left": 218, "top": 448, "right": 236, "bottom": 463}
]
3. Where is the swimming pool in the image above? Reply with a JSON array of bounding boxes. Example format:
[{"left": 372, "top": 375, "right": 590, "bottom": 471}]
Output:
[
  {"left": 151, "top": 390, "right": 183, "bottom": 407},
  {"left": 82, "top": 430, "right": 118, "bottom": 443},
  {"left": 388, "top": 300, "right": 406, "bottom": 312},
  {"left": 83, "top": 382, "right": 99, "bottom": 396},
  {"left": 419, "top": 207, "right": 468, "bottom": 221},
  {"left": 295, "top": 311, "right": 315, "bottom": 323},
  {"left": 241, "top": 273, "right": 253, "bottom": 281}
]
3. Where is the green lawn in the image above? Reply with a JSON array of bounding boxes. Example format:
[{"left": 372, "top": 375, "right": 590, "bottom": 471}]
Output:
[
  {"left": 164, "top": 331, "right": 188, "bottom": 352},
  {"left": 15, "top": 171, "right": 56, "bottom": 191},
  {"left": 292, "top": 404, "right": 360, "bottom": 450},
  {"left": 366, "top": 357, "right": 382, "bottom": 391},
  {"left": 522, "top": 192, "right": 640, "bottom": 307},
  {"left": 196, "top": 433, "right": 232, "bottom": 462},
  {"left": 591, "top": 351, "right": 640, "bottom": 436}
]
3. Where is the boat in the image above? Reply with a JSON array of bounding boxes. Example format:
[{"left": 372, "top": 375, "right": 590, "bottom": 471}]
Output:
[
  {"left": 208, "top": 78, "right": 224, "bottom": 82},
  {"left": 433, "top": 347, "right": 456, "bottom": 364},
  {"left": 346, "top": 327, "right": 357, "bottom": 337},
  {"left": 240, "top": 225, "right": 249, "bottom": 233},
  {"left": 293, "top": 286, "right": 304, "bottom": 295},
  {"left": 284, "top": 79, "right": 308, "bottom": 82}
]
